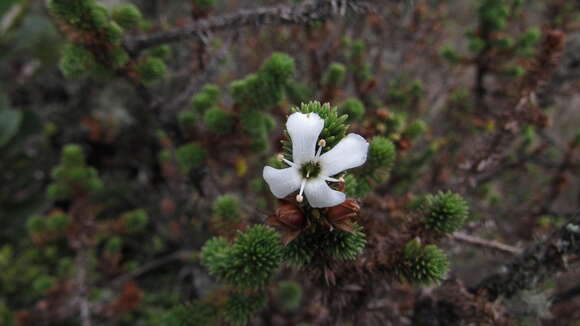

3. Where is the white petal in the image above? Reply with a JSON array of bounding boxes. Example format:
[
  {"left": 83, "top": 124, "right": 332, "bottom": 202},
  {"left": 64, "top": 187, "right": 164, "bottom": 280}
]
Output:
[
  {"left": 287, "top": 112, "right": 324, "bottom": 164},
  {"left": 263, "top": 166, "right": 302, "bottom": 198},
  {"left": 319, "top": 133, "right": 369, "bottom": 177},
  {"left": 304, "top": 178, "right": 346, "bottom": 208}
]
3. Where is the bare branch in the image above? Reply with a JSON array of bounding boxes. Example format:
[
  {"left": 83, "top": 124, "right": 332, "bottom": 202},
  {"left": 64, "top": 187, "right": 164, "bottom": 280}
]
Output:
[
  {"left": 124, "top": 0, "right": 375, "bottom": 53},
  {"left": 476, "top": 212, "right": 580, "bottom": 300},
  {"left": 453, "top": 232, "right": 523, "bottom": 256}
]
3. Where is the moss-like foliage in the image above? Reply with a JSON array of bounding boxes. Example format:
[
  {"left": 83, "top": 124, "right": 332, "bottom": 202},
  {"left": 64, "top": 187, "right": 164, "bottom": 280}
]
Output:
[
  {"left": 175, "top": 143, "right": 206, "bottom": 173},
  {"left": 339, "top": 98, "right": 365, "bottom": 123},
  {"left": 400, "top": 239, "right": 449, "bottom": 285},
  {"left": 49, "top": 0, "right": 107, "bottom": 30},
  {"left": 231, "top": 53, "right": 295, "bottom": 110},
  {"left": 59, "top": 43, "right": 96, "bottom": 77},
  {"left": 178, "top": 111, "right": 197, "bottom": 131},
  {"left": 478, "top": 0, "right": 511, "bottom": 32},
  {"left": 192, "top": 84, "right": 220, "bottom": 112},
  {"left": 136, "top": 57, "right": 166, "bottom": 85},
  {"left": 46, "top": 213, "right": 71, "bottom": 232},
  {"left": 277, "top": 281, "right": 302, "bottom": 311},
  {"left": 240, "top": 110, "right": 276, "bottom": 152},
  {"left": 260, "top": 53, "right": 295, "bottom": 85},
  {"left": 403, "top": 120, "right": 428, "bottom": 139},
  {"left": 212, "top": 195, "right": 241, "bottom": 221},
  {"left": 283, "top": 222, "right": 366, "bottom": 265},
  {"left": 421, "top": 191, "right": 469, "bottom": 234},
  {"left": 223, "top": 291, "right": 267, "bottom": 325},
  {"left": 203, "top": 107, "right": 233, "bottom": 134},
  {"left": 121, "top": 209, "right": 148, "bottom": 233},
  {"left": 111, "top": 4, "right": 142, "bottom": 29},
  {"left": 149, "top": 45, "right": 172, "bottom": 60},
  {"left": 200, "top": 237, "right": 230, "bottom": 278},
  {"left": 105, "top": 236, "right": 122, "bottom": 253},
  {"left": 27, "top": 216, "right": 47, "bottom": 234},
  {"left": 162, "top": 302, "right": 218, "bottom": 326},
  {"left": 365, "top": 136, "right": 396, "bottom": 176},
  {"left": 47, "top": 144, "right": 103, "bottom": 201},
  {"left": 282, "top": 102, "right": 348, "bottom": 158},
  {"left": 103, "top": 21, "right": 123, "bottom": 45},
  {"left": 344, "top": 136, "right": 396, "bottom": 198},
  {"left": 201, "top": 226, "right": 283, "bottom": 288},
  {"left": 323, "top": 62, "right": 347, "bottom": 87}
]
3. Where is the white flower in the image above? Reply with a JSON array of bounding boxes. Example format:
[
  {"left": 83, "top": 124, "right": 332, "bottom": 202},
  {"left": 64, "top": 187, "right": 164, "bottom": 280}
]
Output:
[{"left": 263, "top": 112, "right": 369, "bottom": 208}]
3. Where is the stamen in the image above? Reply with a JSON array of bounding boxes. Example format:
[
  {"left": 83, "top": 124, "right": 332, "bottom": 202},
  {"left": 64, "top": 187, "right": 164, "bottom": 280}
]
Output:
[
  {"left": 296, "top": 179, "right": 307, "bottom": 203},
  {"left": 325, "top": 177, "right": 340, "bottom": 183},
  {"left": 283, "top": 158, "right": 296, "bottom": 167},
  {"left": 276, "top": 153, "right": 284, "bottom": 161},
  {"left": 315, "top": 139, "right": 326, "bottom": 158}
]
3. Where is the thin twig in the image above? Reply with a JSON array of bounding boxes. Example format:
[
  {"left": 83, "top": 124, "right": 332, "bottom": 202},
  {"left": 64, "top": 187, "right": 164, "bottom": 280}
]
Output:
[
  {"left": 124, "top": 0, "right": 375, "bottom": 53},
  {"left": 453, "top": 232, "right": 522, "bottom": 256},
  {"left": 162, "top": 37, "right": 232, "bottom": 116},
  {"left": 476, "top": 211, "right": 580, "bottom": 300},
  {"left": 111, "top": 250, "right": 194, "bottom": 287}
]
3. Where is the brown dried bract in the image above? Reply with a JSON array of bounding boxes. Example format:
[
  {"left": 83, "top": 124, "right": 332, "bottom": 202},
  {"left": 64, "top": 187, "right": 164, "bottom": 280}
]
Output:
[
  {"left": 326, "top": 199, "right": 360, "bottom": 233},
  {"left": 265, "top": 201, "right": 306, "bottom": 245}
]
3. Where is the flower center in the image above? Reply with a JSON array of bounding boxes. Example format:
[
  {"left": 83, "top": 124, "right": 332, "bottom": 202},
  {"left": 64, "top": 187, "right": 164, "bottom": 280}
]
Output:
[{"left": 300, "top": 161, "right": 321, "bottom": 179}]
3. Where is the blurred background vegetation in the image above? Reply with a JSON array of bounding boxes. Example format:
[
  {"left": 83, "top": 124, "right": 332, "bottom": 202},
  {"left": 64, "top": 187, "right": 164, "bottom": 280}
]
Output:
[{"left": 1, "top": 0, "right": 580, "bottom": 325}]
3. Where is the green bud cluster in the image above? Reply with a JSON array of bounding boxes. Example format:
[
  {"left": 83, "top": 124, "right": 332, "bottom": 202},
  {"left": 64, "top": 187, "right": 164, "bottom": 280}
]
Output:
[
  {"left": 403, "top": 120, "right": 428, "bottom": 139},
  {"left": 177, "top": 111, "right": 197, "bottom": 131},
  {"left": 284, "top": 80, "right": 314, "bottom": 104},
  {"left": 502, "top": 26, "right": 540, "bottom": 57},
  {"left": 224, "top": 291, "right": 267, "bottom": 326},
  {"left": 46, "top": 213, "right": 71, "bottom": 232},
  {"left": 212, "top": 195, "right": 241, "bottom": 221},
  {"left": 400, "top": 239, "right": 449, "bottom": 285},
  {"left": 387, "top": 79, "right": 423, "bottom": 110},
  {"left": 48, "top": 0, "right": 106, "bottom": 30},
  {"left": 201, "top": 225, "right": 283, "bottom": 288},
  {"left": 192, "top": 84, "right": 220, "bottom": 113},
  {"left": 111, "top": 4, "right": 142, "bottom": 29},
  {"left": 47, "top": 144, "right": 103, "bottom": 201},
  {"left": 440, "top": 46, "right": 461, "bottom": 64},
  {"left": 149, "top": 45, "right": 172, "bottom": 60},
  {"left": 175, "top": 143, "right": 206, "bottom": 173},
  {"left": 276, "top": 281, "right": 302, "bottom": 311},
  {"left": 162, "top": 302, "right": 218, "bottom": 326},
  {"left": 59, "top": 43, "right": 96, "bottom": 77},
  {"left": 105, "top": 236, "right": 122, "bottom": 253},
  {"left": 339, "top": 98, "right": 365, "bottom": 123},
  {"left": 227, "top": 53, "right": 294, "bottom": 152},
  {"left": 121, "top": 209, "right": 149, "bottom": 233},
  {"left": 283, "top": 222, "right": 366, "bottom": 266},
  {"left": 203, "top": 107, "right": 233, "bottom": 134},
  {"left": 421, "top": 191, "right": 469, "bottom": 234},
  {"left": 32, "top": 275, "right": 55, "bottom": 296},
  {"left": 231, "top": 53, "right": 295, "bottom": 110},
  {"left": 478, "top": 0, "right": 510, "bottom": 32},
  {"left": 345, "top": 136, "right": 396, "bottom": 197},
  {"left": 136, "top": 57, "right": 167, "bottom": 85},
  {"left": 27, "top": 216, "right": 47, "bottom": 234},
  {"left": 282, "top": 102, "right": 348, "bottom": 158},
  {"left": 323, "top": 62, "right": 347, "bottom": 87},
  {"left": 501, "top": 65, "right": 525, "bottom": 78},
  {"left": 240, "top": 110, "right": 277, "bottom": 152},
  {"left": 343, "top": 174, "right": 373, "bottom": 198},
  {"left": 50, "top": 0, "right": 134, "bottom": 76},
  {"left": 348, "top": 40, "right": 372, "bottom": 81}
]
